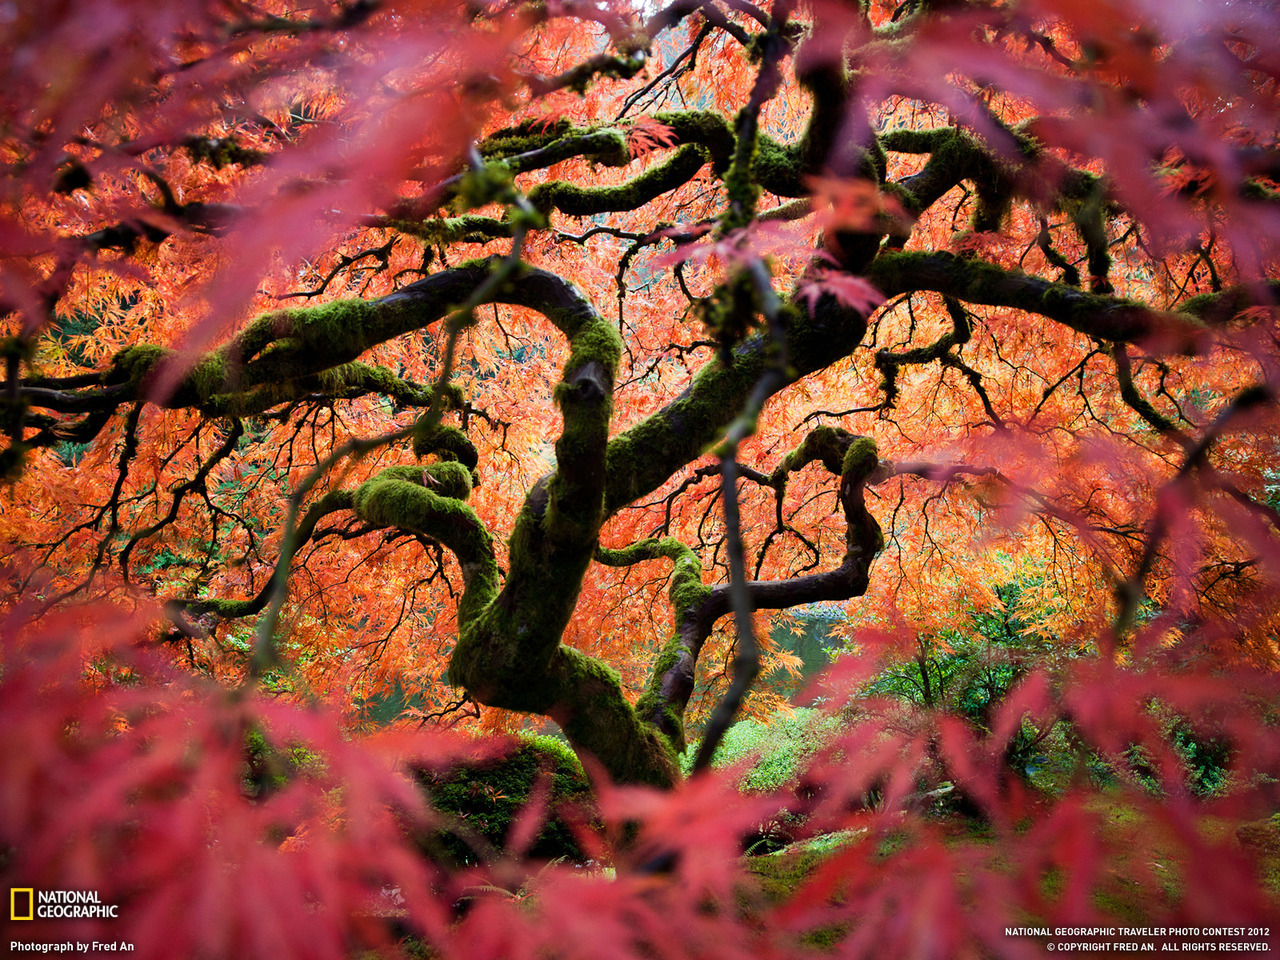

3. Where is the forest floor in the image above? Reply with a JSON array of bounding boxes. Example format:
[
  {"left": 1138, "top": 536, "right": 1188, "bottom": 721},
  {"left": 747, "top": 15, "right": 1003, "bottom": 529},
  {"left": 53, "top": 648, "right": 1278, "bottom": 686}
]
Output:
[{"left": 744, "top": 796, "right": 1280, "bottom": 956}]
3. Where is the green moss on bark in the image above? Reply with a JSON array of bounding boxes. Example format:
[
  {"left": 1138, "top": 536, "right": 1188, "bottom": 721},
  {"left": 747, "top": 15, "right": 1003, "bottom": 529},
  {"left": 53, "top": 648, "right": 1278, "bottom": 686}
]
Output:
[
  {"left": 634, "top": 634, "right": 692, "bottom": 754},
  {"left": 108, "top": 344, "right": 174, "bottom": 386},
  {"left": 605, "top": 292, "right": 870, "bottom": 515},
  {"left": 546, "top": 645, "right": 681, "bottom": 788},
  {"left": 390, "top": 215, "right": 515, "bottom": 245},
  {"left": 596, "top": 536, "right": 710, "bottom": 755},
  {"left": 865, "top": 250, "right": 1186, "bottom": 344},
  {"left": 754, "top": 136, "right": 806, "bottom": 197},
  {"left": 528, "top": 143, "right": 707, "bottom": 216},
  {"left": 770, "top": 425, "right": 852, "bottom": 486},
  {"left": 417, "top": 733, "right": 597, "bottom": 864},
  {"left": 354, "top": 466, "right": 496, "bottom": 623},
  {"left": 606, "top": 349, "right": 763, "bottom": 510},
  {"left": 260, "top": 298, "right": 384, "bottom": 362},
  {"left": 412, "top": 421, "right": 479, "bottom": 469},
  {"left": 479, "top": 117, "right": 575, "bottom": 157},
  {"left": 841, "top": 435, "right": 879, "bottom": 481},
  {"left": 654, "top": 110, "right": 735, "bottom": 172}
]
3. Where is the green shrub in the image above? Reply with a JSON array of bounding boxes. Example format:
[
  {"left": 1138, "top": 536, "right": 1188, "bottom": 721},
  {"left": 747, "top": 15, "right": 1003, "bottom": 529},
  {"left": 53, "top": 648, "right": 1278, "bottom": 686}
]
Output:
[
  {"left": 417, "top": 734, "right": 596, "bottom": 864},
  {"left": 241, "top": 727, "right": 325, "bottom": 800},
  {"left": 1167, "top": 717, "right": 1232, "bottom": 796},
  {"left": 1104, "top": 710, "right": 1234, "bottom": 797},
  {"left": 860, "top": 581, "right": 1071, "bottom": 789}
]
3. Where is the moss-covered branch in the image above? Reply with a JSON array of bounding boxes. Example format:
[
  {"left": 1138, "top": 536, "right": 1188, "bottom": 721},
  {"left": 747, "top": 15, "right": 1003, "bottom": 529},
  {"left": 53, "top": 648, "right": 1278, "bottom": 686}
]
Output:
[
  {"left": 89, "top": 265, "right": 502, "bottom": 414},
  {"left": 353, "top": 465, "right": 497, "bottom": 625},
  {"left": 520, "top": 49, "right": 649, "bottom": 96},
  {"left": 382, "top": 214, "right": 516, "bottom": 246},
  {"left": 476, "top": 108, "right": 823, "bottom": 216},
  {"left": 1177, "top": 280, "right": 1280, "bottom": 326},
  {"left": 209, "top": 362, "right": 462, "bottom": 418},
  {"left": 888, "top": 126, "right": 1019, "bottom": 229},
  {"left": 479, "top": 126, "right": 632, "bottom": 169},
  {"left": 430, "top": 266, "right": 685, "bottom": 786},
  {"left": 39, "top": 261, "right": 608, "bottom": 425},
  {"left": 871, "top": 295, "right": 972, "bottom": 410},
  {"left": 864, "top": 250, "right": 1203, "bottom": 346},
  {"left": 604, "top": 291, "right": 873, "bottom": 516},
  {"left": 594, "top": 429, "right": 884, "bottom": 762},
  {"left": 767, "top": 423, "right": 854, "bottom": 483},
  {"left": 529, "top": 143, "right": 709, "bottom": 217},
  {"left": 725, "top": 428, "right": 883, "bottom": 613},
  {"left": 882, "top": 122, "right": 1122, "bottom": 262},
  {"left": 1109, "top": 344, "right": 1192, "bottom": 447},
  {"left": 597, "top": 536, "right": 710, "bottom": 750}
]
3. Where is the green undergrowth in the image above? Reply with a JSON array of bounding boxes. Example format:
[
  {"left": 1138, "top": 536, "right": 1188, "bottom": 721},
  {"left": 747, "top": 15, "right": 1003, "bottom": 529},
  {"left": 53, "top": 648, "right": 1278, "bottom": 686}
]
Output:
[
  {"left": 685, "top": 706, "right": 843, "bottom": 791},
  {"left": 743, "top": 830, "right": 864, "bottom": 951},
  {"left": 741, "top": 795, "right": 1280, "bottom": 954}
]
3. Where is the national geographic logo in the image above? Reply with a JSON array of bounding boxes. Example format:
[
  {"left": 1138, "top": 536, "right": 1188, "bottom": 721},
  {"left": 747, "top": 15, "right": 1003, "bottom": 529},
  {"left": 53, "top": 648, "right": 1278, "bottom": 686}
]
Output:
[
  {"left": 11, "top": 888, "right": 33, "bottom": 920},
  {"left": 10, "top": 889, "right": 119, "bottom": 920}
]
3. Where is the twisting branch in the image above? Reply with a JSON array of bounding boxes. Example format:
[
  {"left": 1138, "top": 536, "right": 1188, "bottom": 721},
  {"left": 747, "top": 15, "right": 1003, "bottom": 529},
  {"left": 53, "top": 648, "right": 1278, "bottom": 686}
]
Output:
[
  {"left": 518, "top": 49, "right": 648, "bottom": 97},
  {"left": 250, "top": 426, "right": 412, "bottom": 675},
  {"left": 865, "top": 251, "right": 1206, "bottom": 348},
  {"left": 616, "top": 22, "right": 713, "bottom": 120},
  {"left": 248, "top": 153, "right": 536, "bottom": 673},
  {"left": 1113, "top": 383, "right": 1276, "bottom": 636},
  {"left": 874, "top": 295, "right": 973, "bottom": 411},
  {"left": 602, "top": 422, "right": 884, "bottom": 764},
  {"left": 120, "top": 419, "right": 245, "bottom": 579},
  {"left": 1109, "top": 343, "right": 1193, "bottom": 448},
  {"left": 597, "top": 535, "right": 710, "bottom": 751}
]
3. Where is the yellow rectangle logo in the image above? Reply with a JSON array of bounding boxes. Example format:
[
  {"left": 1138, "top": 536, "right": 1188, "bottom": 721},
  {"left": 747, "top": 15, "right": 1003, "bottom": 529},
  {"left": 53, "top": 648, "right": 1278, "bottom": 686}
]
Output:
[{"left": 10, "top": 887, "right": 34, "bottom": 920}]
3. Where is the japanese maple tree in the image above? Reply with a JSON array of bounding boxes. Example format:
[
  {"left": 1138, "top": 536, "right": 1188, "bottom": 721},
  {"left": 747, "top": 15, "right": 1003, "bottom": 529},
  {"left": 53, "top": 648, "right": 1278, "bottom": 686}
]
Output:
[{"left": 2, "top": 0, "right": 1279, "bottom": 954}]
